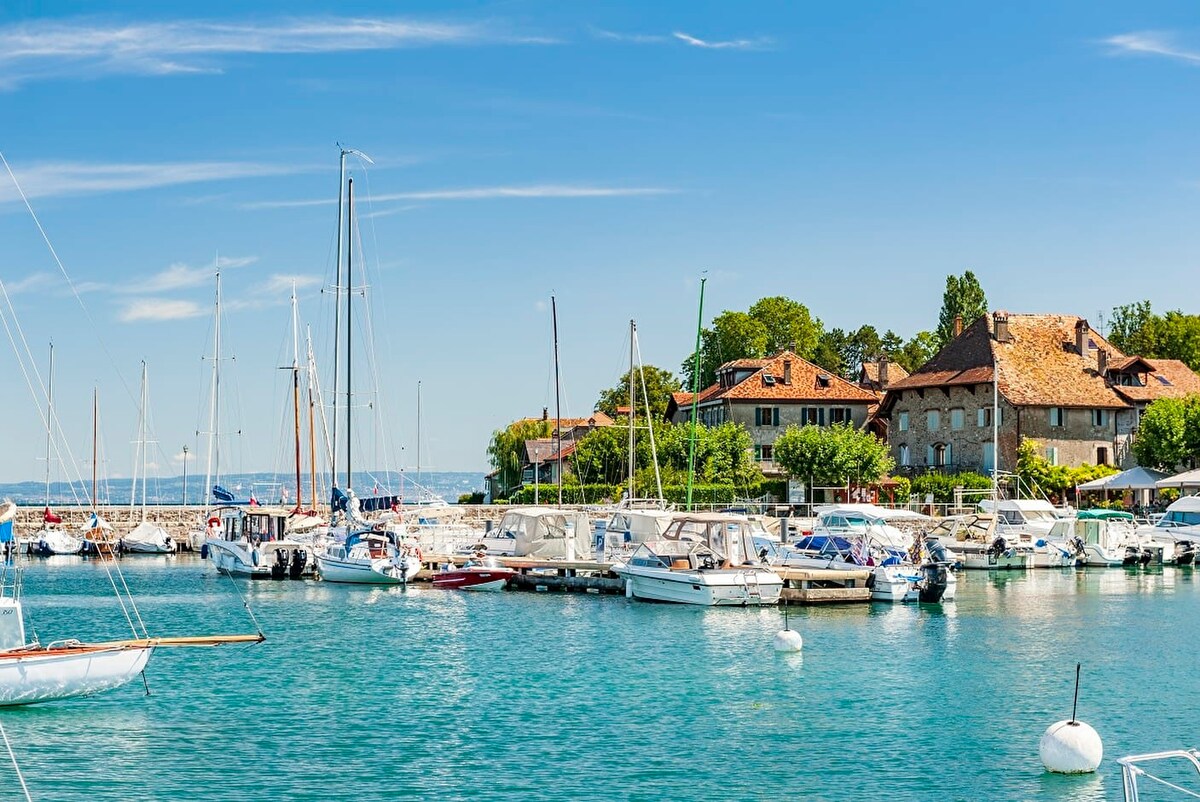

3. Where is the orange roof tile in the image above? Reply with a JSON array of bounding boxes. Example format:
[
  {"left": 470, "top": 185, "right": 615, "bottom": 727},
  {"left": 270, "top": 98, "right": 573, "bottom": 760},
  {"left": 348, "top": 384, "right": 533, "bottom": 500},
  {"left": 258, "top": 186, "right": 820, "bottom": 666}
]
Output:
[
  {"left": 679, "top": 350, "right": 877, "bottom": 407},
  {"left": 1114, "top": 359, "right": 1200, "bottom": 403}
]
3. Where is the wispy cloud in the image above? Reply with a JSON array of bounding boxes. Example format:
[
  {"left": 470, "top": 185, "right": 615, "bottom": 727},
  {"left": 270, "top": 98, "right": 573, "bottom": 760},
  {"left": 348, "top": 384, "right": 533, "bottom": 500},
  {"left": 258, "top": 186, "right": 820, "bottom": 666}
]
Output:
[
  {"left": 244, "top": 184, "right": 678, "bottom": 209},
  {"left": 0, "top": 160, "right": 302, "bottom": 203},
  {"left": 1103, "top": 31, "right": 1200, "bottom": 64},
  {"left": 672, "top": 31, "right": 771, "bottom": 50},
  {"left": 119, "top": 299, "right": 207, "bottom": 323},
  {"left": 590, "top": 26, "right": 770, "bottom": 51},
  {"left": 0, "top": 16, "right": 557, "bottom": 87},
  {"left": 133, "top": 255, "right": 257, "bottom": 293},
  {"left": 260, "top": 274, "right": 321, "bottom": 295},
  {"left": 2, "top": 272, "right": 55, "bottom": 295}
]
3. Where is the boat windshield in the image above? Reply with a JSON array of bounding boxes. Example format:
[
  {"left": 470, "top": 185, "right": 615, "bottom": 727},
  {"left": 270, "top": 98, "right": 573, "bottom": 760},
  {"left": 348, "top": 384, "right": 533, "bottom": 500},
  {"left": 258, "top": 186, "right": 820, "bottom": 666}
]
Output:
[{"left": 1160, "top": 510, "right": 1200, "bottom": 527}]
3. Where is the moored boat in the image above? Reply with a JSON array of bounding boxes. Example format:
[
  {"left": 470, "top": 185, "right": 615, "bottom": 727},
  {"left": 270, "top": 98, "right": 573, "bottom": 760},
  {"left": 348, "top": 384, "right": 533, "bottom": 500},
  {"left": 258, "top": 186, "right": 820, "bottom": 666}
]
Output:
[
  {"left": 432, "top": 557, "right": 514, "bottom": 591},
  {"left": 316, "top": 529, "right": 421, "bottom": 585}
]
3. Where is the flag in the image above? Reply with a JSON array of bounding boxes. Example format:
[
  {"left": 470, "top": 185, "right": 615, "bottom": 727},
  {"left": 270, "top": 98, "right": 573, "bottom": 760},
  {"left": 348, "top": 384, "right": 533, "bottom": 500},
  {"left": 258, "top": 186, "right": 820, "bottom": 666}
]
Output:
[
  {"left": 850, "top": 537, "right": 869, "bottom": 566},
  {"left": 249, "top": 494, "right": 259, "bottom": 507}
]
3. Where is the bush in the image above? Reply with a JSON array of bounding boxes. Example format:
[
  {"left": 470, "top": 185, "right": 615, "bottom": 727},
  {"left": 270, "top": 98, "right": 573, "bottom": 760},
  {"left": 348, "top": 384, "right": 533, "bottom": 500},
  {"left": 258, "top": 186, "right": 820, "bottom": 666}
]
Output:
[
  {"left": 508, "top": 484, "right": 620, "bottom": 505},
  {"left": 910, "top": 472, "right": 993, "bottom": 503},
  {"left": 457, "top": 492, "right": 485, "bottom": 505}
]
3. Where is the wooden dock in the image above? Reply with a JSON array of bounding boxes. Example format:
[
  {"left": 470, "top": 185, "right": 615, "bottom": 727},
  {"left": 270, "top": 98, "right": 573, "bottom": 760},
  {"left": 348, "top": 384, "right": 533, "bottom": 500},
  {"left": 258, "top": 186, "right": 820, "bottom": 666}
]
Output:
[{"left": 771, "top": 567, "right": 872, "bottom": 605}]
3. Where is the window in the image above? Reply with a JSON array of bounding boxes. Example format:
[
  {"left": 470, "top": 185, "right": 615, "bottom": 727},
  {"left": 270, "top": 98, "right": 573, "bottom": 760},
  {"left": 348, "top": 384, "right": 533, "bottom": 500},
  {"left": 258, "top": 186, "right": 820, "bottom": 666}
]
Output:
[
  {"left": 830, "top": 407, "right": 851, "bottom": 425},
  {"left": 754, "top": 407, "right": 779, "bottom": 427},
  {"left": 950, "top": 408, "right": 965, "bottom": 430},
  {"left": 1046, "top": 446, "right": 1059, "bottom": 465},
  {"left": 1091, "top": 409, "right": 1107, "bottom": 427},
  {"left": 898, "top": 444, "right": 910, "bottom": 466},
  {"left": 930, "top": 442, "right": 951, "bottom": 467},
  {"left": 799, "top": 407, "right": 824, "bottom": 426},
  {"left": 759, "top": 444, "right": 773, "bottom": 462},
  {"left": 1049, "top": 407, "right": 1065, "bottom": 427},
  {"left": 898, "top": 411, "right": 909, "bottom": 432},
  {"left": 978, "top": 408, "right": 991, "bottom": 428},
  {"left": 1097, "top": 446, "right": 1109, "bottom": 465},
  {"left": 927, "top": 410, "right": 940, "bottom": 431}
]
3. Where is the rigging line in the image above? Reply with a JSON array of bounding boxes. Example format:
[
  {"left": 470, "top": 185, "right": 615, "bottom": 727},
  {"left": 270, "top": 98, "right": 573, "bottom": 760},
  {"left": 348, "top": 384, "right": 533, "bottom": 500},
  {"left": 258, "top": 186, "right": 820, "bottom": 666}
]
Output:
[
  {"left": 219, "top": 568, "right": 265, "bottom": 638},
  {"left": 634, "top": 331, "right": 664, "bottom": 501},
  {"left": 0, "top": 150, "right": 138, "bottom": 409},
  {"left": 0, "top": 720, "right": 33, "bottom": 802},
  {"left": 0, "top": 283, "right": 88, "bottom": 506},
  {"left": 1136, "top": 770, "right": 1200, "bottom": 799}
]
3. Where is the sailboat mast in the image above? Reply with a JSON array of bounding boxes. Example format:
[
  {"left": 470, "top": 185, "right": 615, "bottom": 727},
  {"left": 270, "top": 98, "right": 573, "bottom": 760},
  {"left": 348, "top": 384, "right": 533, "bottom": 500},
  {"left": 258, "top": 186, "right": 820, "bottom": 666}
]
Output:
[
  {"left": 552, "top": 295, "right": 562, "bottom": 507},
  {"left": 416, "top": 380, "right": 421, "bottom": 485},
  {"left": 43, "top": 343, "right": 53, "bottom": 511},
  {"left": 628, "top": 319, "right": 636, "bottom": 502},
  {"left": 686, "top": 277, "right": 707, "bottom": 512},
  {"left": 992, "top": 353, "right": 1000, "bottom": 499},
  {"left": 332, "top": 148, "right": 348, "bottom": 489},
  {"left": 92, "top": 388, "right": 98, "bottom": 513},
  {"left": 139, "top": 361, "right": 148, "bottom": 521},
  {"left": 345, "top": 177, "right": 354, "bottom": 491},
  {"left": 306, "top": 326, "right": 322, "bottom": 511},
  {"left": 291, "top": 284, "right": 303, "bottom": 511},
  {"left": 201, "top": 271, "right": 221, "bottom": 515}
]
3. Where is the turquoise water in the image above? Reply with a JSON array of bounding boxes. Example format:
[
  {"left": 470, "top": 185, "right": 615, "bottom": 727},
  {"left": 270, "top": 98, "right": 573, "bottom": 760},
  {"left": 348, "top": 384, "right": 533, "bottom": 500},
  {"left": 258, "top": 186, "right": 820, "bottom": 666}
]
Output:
[{"left": 1, "top": 558, "right": 1198, "bottom": 801}]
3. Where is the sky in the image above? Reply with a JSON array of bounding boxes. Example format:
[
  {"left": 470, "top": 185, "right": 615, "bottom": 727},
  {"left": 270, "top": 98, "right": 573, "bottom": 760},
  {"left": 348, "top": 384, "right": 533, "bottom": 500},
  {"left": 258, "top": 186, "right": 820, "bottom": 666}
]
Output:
[{"left": 2, "top": 1, "right": 1200, "bottom": 486}]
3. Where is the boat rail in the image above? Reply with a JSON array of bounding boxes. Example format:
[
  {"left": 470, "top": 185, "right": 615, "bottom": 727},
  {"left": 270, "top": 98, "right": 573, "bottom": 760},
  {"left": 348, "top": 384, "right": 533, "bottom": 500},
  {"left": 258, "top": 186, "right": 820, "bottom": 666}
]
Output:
[{"left": 1119, "top": 749, "right": 1200, "bottom": 801}]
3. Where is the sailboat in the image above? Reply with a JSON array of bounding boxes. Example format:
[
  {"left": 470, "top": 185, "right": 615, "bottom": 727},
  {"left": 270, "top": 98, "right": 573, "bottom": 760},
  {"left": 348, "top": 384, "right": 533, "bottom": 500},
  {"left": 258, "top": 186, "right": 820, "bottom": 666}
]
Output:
[
  {"left": 33, "top": 343, "right": 83, "bottom": 557},
  {"left": 0, "top": 500, "right": 262, "bottom": 705},
  {"left": 315, "top": 160, "right": 420, "bottom": 584},
  {"left": 81, "top": 388, "right": 120, "bottom": 558},
  {"left": 121, "top": 362, "right": 174, "bottom": 554}
]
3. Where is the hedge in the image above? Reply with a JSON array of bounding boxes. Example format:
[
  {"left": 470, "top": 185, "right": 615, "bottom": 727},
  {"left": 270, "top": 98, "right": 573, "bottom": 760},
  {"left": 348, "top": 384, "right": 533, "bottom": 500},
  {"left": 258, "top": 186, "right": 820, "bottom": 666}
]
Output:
[{"left": 909, "top": 472, "right": 993, "bottom": 503}]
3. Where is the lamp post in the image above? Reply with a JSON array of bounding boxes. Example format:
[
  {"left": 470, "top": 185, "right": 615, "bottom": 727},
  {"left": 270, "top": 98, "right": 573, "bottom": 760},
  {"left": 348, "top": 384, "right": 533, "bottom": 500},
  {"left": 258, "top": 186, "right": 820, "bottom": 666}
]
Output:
[{"left": 182, "top": 445, "right": 189, "bottom": 507}]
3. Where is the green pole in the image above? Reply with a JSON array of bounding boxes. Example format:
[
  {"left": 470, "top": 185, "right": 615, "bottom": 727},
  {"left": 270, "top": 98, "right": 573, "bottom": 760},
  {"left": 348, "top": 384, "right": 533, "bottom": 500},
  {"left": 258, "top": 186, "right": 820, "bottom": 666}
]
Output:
[{"left": 686, "top": 276, "right": 707, "bottom": 511}]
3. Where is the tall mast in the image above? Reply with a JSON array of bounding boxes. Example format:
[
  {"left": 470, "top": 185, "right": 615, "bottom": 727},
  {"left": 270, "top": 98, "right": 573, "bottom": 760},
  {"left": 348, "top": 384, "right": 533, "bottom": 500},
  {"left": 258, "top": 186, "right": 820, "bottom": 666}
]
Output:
[
  {"left": 332, "top": 148, "right": 348, "bottom": 488},
  {"left": 139, "top": 361, "right": 148, "bottom": 520},
  {"left": 992, "top": 352, "right": 1000, "bottom": 499},
  {"left": 552, "top": 295, "right": 562, "bottom": 507},
  {"left": 628, "top": 319, "right": 636, "bottom": 502},
  {"left": 416, "top": 380, "right": 422, "bottom": 485},
  {"left": 306, "top": 326, "right": 321, "bottom": 511},
  {"left": 686, "top": 277, "right": 707, "bottom": 512},
  {"left": 43, "top": 342, "right": 54, "bottom": 512},
  {"left": 201, "top": 271, "right": 221, "bottom": 515},
  {"left": 291, "top": 283, "right": 303, "bottom": 511},
  {"left": 344, "top": 177, "right": 354, "bottom": 490},
  {"left": 91, "top": 387, "right": 98, "bottom": 514}
]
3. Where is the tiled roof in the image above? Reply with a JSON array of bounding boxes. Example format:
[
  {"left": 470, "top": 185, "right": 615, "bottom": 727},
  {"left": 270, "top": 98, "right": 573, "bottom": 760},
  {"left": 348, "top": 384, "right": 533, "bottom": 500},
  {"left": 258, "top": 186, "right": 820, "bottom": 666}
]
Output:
[
  {"left": 676, "top": 350, "right": 877, "bottom": 407},
  {"left": 517, "top": 410, "right": 615, "bottom": 429},
  {"left": 1114, "top": 359, "right": 1200, "bottom": 403},
  {"left": 886, "top": 314, "right": 1129, "bottom": 409},
  {"left": 860, "top": 360, "right": 910, "bottom": 391},
  {"left": 718, "top": 357, "right": 772, "bottom": 370}
]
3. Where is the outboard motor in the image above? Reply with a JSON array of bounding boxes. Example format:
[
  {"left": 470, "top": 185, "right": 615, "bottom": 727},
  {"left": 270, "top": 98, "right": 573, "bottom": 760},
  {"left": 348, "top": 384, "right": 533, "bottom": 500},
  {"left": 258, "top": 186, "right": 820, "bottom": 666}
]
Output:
[
  {"left": 271, "top": 549, "right": 290, "bottom": 580},
  {"left": 918, "top": 563, "right": 949, "bottom": 603},
  {"left": 289, "top": 548, "right": 308, "bottom": 579},
  {"left": 1139, "top": 547, "right": 1153, "bottom": 567},
  {"left": 1176, "top": 541, "right": 1196, "bottom": 566},
  {"left": 1122, "top": 546, "right": 1141, "bottom": 567},
  {"left": 1069, "top": 536, "right": 1086, "bottom": 558},
  {"left": 988, "top": 536, "right": 1009, "bottom": 558}
]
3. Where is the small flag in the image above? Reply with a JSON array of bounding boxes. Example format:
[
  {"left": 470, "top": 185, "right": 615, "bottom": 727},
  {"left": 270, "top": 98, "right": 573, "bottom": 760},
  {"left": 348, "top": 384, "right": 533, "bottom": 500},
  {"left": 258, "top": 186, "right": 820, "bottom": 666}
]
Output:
[
  {"left": 850, "top": 537, "right": 869, "bottom": 566},
  {"left": 249, "top": 494, "right": 259, "bottom": 507}
]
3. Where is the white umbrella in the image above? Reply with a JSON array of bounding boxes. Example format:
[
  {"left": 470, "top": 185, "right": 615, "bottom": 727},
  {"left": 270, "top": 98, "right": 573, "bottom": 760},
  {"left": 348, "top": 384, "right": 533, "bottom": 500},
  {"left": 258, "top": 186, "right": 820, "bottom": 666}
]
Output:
[
  {"left": 1082, "top": 466, "right": 1171, "bottom": 491},
  {"left": 1156, "top": 468, "right": 1200, "bottom": 489}
]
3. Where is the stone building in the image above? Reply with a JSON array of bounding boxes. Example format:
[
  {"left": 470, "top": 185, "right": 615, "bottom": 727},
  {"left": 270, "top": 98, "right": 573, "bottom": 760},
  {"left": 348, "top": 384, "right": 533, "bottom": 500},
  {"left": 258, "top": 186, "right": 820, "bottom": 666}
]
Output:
[
  {"left": 877, "top": 312, "right": 1200, "bottom": 475},
  {"left": 666, "top": 349, "right": 878, "bottom": 476}
]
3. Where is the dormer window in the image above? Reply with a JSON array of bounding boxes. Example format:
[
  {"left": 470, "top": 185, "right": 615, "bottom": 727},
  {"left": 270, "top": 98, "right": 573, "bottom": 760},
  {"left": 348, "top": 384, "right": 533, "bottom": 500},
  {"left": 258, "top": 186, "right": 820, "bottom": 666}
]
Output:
[
  {"left": 816, "top": 374, "right": 831, "bottom": 388},
  {"left": 763, "top": 374, "right": 776, "bottom": 386}
]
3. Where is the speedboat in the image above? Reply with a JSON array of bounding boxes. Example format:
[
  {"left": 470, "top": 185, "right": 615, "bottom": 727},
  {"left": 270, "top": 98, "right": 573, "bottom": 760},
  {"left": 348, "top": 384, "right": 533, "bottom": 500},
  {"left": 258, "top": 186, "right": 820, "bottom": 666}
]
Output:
[
  {"left": 612, "top": 514, "right": 782, "bottom": 606},
  {"left": 928, "top": 514, "right": 1026, "bottom": 570},
  {"left": 461, "top": 507, "right": 593, "bottom": 560},
  {"left": 1136, "top": 495, "right": 1200, "bottom": 564},
  {"left": 203, "top": 505, "right": 310, "bottom": 580},
  {"left": 984, "top": 499, "right": 1074, "bottom": 568},
  {"left": 120, "top": 520, "right": 175, "bottom": 554},
  {"left": 1060, "top": 510, "right": 1155, "bottom": 567},
  {"left": 809, "top": 504, "right": 926, "bottom": 550},
  {"left": 868, "top": 536, "right": 957, "bottom": 603},
  {"left": 316, "top": 529, "right": 422, "bottom": 585},
  {"left": 432, "top": 556, "right": 514, "bottom": 591}
]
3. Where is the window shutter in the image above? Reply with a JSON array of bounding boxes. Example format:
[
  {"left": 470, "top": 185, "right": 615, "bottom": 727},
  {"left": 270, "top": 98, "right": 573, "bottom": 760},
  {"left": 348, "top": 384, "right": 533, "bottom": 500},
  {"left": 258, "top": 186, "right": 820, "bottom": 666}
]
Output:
[
  {"left": 945, "top": 442, "right": 953, "bottom": 467},
  {"left": 773, "top": 408, "right": 780, "bottom": 426},
  {"left": 819, "top": 408, "right": 826, "bottom": 426},
  {"left": 927, "top": 445, "right": 935, "bottom": 465},
  {"left": 754, "top": 408, "right": 761, "bottom": 426}
]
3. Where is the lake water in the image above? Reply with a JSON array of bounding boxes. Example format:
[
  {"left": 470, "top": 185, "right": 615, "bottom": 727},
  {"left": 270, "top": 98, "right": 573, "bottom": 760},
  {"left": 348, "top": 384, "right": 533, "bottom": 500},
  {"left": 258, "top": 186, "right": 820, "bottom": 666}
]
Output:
[{"left": 1, "top": 557, "right": 1197, "bottom": 801}]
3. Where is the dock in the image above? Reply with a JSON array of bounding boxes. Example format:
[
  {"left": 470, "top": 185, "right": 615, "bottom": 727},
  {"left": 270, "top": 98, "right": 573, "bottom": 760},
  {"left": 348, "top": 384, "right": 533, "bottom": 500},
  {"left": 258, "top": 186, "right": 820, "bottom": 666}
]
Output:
[
  {"left": 418, "top": 556, "right": 625, "bottom": 594},
  {"left": 771, "top": 567, "right": 872, "bottom": 605}
]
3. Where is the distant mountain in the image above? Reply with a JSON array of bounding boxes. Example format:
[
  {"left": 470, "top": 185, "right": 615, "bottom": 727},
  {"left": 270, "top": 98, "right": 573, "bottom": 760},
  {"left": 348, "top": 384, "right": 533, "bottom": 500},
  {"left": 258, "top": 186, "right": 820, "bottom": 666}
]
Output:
[{"left": 1, "top": 471, "right": 486, "bottom": 506}]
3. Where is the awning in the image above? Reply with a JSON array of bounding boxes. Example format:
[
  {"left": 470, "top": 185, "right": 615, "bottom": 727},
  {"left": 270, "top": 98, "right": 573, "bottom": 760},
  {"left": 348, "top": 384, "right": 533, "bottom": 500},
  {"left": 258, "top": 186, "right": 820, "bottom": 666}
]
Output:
[
  {"left": 1156, "top": 468, "right": 1200, "bottom": 489},
  {"left": 1077, "top": 466, "right": 1170, "bottom": 491}
]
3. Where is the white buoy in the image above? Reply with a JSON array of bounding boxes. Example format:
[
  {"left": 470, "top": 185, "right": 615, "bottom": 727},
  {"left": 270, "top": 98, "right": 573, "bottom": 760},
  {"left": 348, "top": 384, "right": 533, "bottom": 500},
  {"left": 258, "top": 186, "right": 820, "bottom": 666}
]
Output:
[
  {"left": 1040, "top": 663, "right": 1102, "bottom": 774},
  {"left": 773, "top": 609, "right": 803, "bottom": 652},
  {"left": 1039, "top": 720, "right": 1102, "bottom": 774}
]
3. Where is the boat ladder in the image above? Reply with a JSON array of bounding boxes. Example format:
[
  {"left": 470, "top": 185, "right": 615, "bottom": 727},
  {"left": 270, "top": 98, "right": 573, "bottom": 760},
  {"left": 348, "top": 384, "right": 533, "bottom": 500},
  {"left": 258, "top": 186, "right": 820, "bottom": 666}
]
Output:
[{"left": 742, "top": 571, "right": 763, "bottom": 603}]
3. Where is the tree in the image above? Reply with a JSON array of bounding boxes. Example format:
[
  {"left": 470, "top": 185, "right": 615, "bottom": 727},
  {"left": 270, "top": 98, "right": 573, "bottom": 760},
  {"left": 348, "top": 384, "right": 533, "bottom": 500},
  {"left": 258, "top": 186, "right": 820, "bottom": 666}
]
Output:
[
  {"left": 572, "top": 425, "right": 628, "bottom": 486},
  {"left": 773, "top": 423, "right": 894, "bottom": 487},
  {"left": 747, "top": 296, "right": 822, "bottom": 358},
  {"left": 895, "top": 331, "right": 939, "bottom": 373},
  {"left": 682, "top": 311, "right": 769, "bottom": 389},
  {"left": 1108, "top": 301, "right": 1157, "bottom": 357},
  {"left": 595, "top": 365, "right": 683, "bottom": 422},
  {"left": 935, "top": 270, "right": 988, "bottom": 348},
  {"left": 1132, "top": 396, "right": 1200, "bottom": 471},
  {"left": 1107, "top": 302, "right": 1200, "bottom": 372},
  {"left": 486, "top": 418, "right": 552, "bottom": 495},
  {"left": 1018, "top": 438, "right": 1118, "bottom": 496},
  {"left": 654, "top": 421, "right": 763, "bottom": 488}
]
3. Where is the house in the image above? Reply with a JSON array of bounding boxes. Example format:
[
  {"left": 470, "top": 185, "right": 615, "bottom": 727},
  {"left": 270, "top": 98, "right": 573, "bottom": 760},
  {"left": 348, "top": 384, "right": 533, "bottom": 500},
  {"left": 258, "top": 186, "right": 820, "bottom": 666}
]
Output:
[
  {"left": 877, "top": 311, "right": 1200, "bottom": 476},
  {"left": 859, "top": 359, "right": 910, "bottom": 394},
  {"left": 665, "top": 349, "right": 879, "bottom": 475},
  {"left": 485, "top": 409, "right": 614, "bottom": 499}
]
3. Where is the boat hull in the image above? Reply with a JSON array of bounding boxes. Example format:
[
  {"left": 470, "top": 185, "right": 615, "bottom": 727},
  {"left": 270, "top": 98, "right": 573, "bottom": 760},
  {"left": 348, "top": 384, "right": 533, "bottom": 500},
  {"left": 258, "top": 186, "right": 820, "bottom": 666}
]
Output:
[
  {"left": 870, "top": 565, "right": 958, "bottom": 603},
  {"left": 0, "top": 645, "right": 152, "bottom": 706},
  {"left": 205, "top": 539, "right": 309, "bottom": 579},
  {"left": 616, "top": 565, "right": 783, "bottom": 606},
  {"left": 432, "top": 568, "right": 515, "bottom": 591},
  {"left": 316, "top": 554, "right": 419, "bottom": 585}
]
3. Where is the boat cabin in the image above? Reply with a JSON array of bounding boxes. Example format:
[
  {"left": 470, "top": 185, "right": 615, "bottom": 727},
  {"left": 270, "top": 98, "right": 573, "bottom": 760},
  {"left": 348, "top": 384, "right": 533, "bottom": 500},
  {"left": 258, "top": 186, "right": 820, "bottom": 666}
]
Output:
[
  {"left": 660, "top": 514, "right": 760, "bottom": 567},
  {"left": 217, "top": 506, "right": 291, "bottom": 543},
  {"left": 1156, "top": 496, "right": 1200, "bottom": 531}
]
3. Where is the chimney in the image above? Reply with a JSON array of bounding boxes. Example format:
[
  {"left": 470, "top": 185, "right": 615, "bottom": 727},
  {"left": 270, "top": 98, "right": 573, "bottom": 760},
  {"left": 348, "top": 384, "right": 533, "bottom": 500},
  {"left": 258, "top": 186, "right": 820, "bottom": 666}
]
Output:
[
  {"left": 878, "top": 355, "right": 890, "bottom": 389},
  {"left": 783, "top": 359, "right": 792, "bottom": 385},
  {"left": 1098, "top": 348, "right": 1108, "bottom": 377},
  {"left": 953, "top": 315, "right": 963, "bottom": 337},
  {"left": 1075, "top": 318, "right": 1090, "bottom": 356},
  {"left": 992, "top": 311, "right": 1011, "bottom": 343}
]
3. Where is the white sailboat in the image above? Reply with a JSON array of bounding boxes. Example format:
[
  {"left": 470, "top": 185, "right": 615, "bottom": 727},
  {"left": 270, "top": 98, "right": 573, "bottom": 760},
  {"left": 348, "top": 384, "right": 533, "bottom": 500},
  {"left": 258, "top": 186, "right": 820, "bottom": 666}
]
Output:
[
  {"left": 0, "top": 500, "right": 262, "bottom": 706},
  {"left": 121, "top": 362, "right": 174, "bottom": 554},
  {"left": 32, "top": 344, "right": 83, "bottom": 557},
  {"left": 316, "top": 529, "right": 421, "bottom": 585}
]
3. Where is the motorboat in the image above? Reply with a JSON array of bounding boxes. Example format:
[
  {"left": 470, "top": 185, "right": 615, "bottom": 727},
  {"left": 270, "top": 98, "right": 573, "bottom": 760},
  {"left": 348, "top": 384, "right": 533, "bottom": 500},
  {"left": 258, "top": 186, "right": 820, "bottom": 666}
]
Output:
[
  {"left": 1059, "top": 510, "right": 1156, "bottom": 567},
  {"left": 983, "top": 499, "right": 1074, "bottom": 568},
  {"left": 809, "top": 504, "right": 926, "bottom": 550},
  {"left": 462, "top": 507, "right": 593, "bottom": 560},
  {"left": 868, "top": 536, "right": 957, "bottom": 603},
  {"left": 928, "top": 514, "right": 1026, "bottom": 570},
  {"left": 432, "top": 556, "right": 514, "bottom": 591},
  {"left": 203, "top": 505, "right": 310, "bottom": 580},
  {"left": 612, "top": 514, "right": 783, "bottom": 606},
  {"left": 764, "top": 534, "right": 873, "bottom": 572},
  {"left": 316, "top": 529, "right": 422, "bottom": 585},
  {"left": 120, "top": 520, "right": 174, "bottom": 554},
  {"left": 598, "top": 506, "right": 676, "bottom": 561},
  {"left": 1137, "top": 495, "right": 1200, "bottom": 564}
]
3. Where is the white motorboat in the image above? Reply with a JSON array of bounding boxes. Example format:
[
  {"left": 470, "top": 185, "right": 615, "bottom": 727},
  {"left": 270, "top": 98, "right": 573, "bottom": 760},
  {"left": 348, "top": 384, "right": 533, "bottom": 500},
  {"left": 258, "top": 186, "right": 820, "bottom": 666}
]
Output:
[
  {"left": 121, "top": 520, "right": 174, "bottom": 554},
  {"left": 868, "top": 540, "right": 958, "bottom": 604},
  {"left": 203, "top": 506, "right": 310, "bottom": 580},
  {"left": 613, "top": 514, "right": 783, "bottom": 606},
  {"left": 1137, "top": 495, "right": 1200, "bottom": 564},
  {"left": 809, "top": 504, "right": 925, "bottom": 551},
  {"left": 462, "top": 507, "right": 593, "bottom": 560},
  {"left": 928, "top": 514, "right": 1026, "bottom": 570},
  {"left": 316, "top": 530, "right": 422, "bottom": 585},
  {"left": 1058, "top": 511, "right": 1156, "bottom": 567},
  {"left": 599, "top": 505, "right": 676, "bottom": 561},
  {"left": 982, "top": 499, "right": 1074, "bottom": 568}
]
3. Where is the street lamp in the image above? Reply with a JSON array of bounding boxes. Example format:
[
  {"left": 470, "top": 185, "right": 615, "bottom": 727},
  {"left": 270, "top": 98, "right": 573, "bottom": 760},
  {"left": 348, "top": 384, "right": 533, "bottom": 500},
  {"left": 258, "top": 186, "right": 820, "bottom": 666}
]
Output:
[{"left": 182, "top": 445, "right": 189, "bottom": 507}]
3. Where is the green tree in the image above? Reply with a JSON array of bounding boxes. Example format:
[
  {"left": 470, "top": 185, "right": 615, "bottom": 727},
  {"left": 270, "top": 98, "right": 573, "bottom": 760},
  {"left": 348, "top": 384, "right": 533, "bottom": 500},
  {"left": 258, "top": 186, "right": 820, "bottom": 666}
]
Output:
[
  {"left": 655, "top": 421, "right": 763, "bottom": 488},
  {"left": 773, "top": 423, "right": 894, "bottom": 486},
  {"left": 572, "top": 425, "right": 629, "bottom": 486},
  {"left": 895, "top": 330, "right": 939, "bottom": 373},
  {"left": 935, "top": 270, "right": 988, "bottom": 348},
  {"left": 595, "top": 365, "right": 683, "bottom": 421},
  {"left": 486, "top": 418, "right": 552, "bottom": 495},
  {"left": 1132, "top": 396, "right": 1200, "bottom": 470},
  {"left": 682, "top": 311, "right": 769, "bottom": 389},
  {"left": 1017, "top": 438, "right": 1118, "bottom": 497},
  {"left": 747, "top": 296, "right": 822, "bottom": 358},
  {"left": 812, "top": 327, "right": 849, "bottom": 376},
  {"left": 1107, "top": 302, "right": 1200, "bottom": 371}
]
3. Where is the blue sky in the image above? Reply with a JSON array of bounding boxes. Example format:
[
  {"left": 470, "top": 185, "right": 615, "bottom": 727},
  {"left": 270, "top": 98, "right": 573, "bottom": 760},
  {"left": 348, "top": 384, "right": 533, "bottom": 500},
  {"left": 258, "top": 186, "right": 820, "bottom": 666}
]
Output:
[{"left": 2, "top": 2, "right": 1200, "bottom": 485}]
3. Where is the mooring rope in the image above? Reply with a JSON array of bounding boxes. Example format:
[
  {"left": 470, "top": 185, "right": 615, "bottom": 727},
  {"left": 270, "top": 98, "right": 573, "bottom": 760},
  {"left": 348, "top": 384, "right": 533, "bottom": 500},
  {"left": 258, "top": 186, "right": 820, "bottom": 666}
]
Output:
[
  {"left": 219, "top": 568, "right": 265, "bottom": 639},
  {"left": 0, "top": 720, "right": 34, "bottom": 802},
  {"left": 1135, "top": 768, "right": 1200, "bottom": 799}
]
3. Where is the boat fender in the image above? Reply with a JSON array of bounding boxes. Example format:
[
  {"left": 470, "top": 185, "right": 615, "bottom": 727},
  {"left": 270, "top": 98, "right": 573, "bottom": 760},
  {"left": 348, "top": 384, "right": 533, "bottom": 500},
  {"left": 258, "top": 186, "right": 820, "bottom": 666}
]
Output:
[
  {"left": 865, "top": 572, "right": 875, "bottom": 589},
  {"left": 252, "top": 549, "right": 260, "bottom": 567},
  {"left": 200, "top": 544, "right": 209, "bottom": 559},
  {"left": 207, "top": 516, "right": 220, "bottom": 527}
]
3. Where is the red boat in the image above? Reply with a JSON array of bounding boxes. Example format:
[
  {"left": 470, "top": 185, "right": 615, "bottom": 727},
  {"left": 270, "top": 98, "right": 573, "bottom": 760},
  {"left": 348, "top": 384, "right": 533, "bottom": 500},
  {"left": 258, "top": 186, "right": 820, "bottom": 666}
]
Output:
[{"left": 432, "top": 558, "right": 515, "bottom": 591}]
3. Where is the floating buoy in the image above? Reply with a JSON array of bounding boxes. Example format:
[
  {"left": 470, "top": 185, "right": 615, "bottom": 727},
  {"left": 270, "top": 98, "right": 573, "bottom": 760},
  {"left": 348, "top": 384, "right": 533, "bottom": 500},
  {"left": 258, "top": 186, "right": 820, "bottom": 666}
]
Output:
[
  {"left": 773, "top": 609, "right": 803, "bottom": 652},
  {"left": 1040, "top": 663, "right": 1102, "bottom": 774}
]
